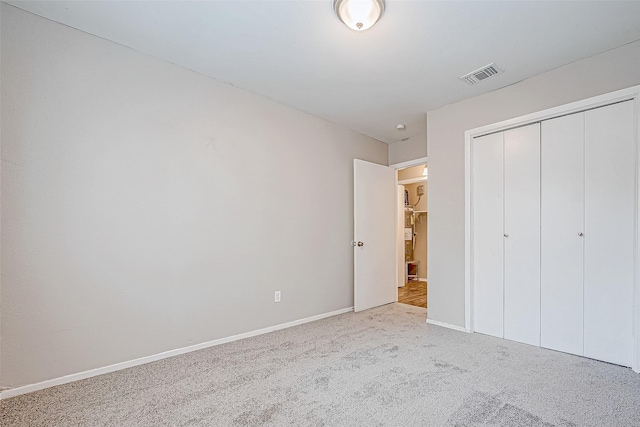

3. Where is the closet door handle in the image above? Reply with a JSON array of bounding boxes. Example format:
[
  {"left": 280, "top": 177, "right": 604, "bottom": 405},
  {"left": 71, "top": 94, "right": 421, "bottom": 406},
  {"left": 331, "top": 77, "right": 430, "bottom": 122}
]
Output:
[
  {"left": 578, "top": 232, "right": 583, "bottom": 237},
  {"left": 504, "top": 234, "right": 509, "bottom": 238}
]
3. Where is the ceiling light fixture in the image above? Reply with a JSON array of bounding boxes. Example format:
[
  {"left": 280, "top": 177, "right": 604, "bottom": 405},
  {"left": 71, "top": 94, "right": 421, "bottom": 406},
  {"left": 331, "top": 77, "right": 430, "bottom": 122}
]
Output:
[{"left": 333, "top": 0, "right": 385, "bottom": 31}]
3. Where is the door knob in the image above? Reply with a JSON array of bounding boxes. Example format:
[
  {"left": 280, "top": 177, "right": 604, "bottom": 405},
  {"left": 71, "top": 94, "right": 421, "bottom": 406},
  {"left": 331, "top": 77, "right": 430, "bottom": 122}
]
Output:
[
  {"left": 578, "top": 232, "right": 584, "bottom": 237},
  {"left": 357, "top": 241, "right": 364, "bottom": 247},
  {"left": 504, "top": 234, "right": 509, "bottom": 238}
]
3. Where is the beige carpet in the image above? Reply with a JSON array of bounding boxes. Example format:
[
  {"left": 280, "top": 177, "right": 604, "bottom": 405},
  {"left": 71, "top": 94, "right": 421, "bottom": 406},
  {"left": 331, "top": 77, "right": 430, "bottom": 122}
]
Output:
[{"left": 2, "top": 303, "right": 640, "bottom": 426}]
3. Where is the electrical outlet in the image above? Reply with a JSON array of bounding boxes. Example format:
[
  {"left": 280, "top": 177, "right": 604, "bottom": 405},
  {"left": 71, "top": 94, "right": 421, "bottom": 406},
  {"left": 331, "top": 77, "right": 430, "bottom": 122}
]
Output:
[{"left": 274, "top": 291, "right": 281, "bottom": 303}]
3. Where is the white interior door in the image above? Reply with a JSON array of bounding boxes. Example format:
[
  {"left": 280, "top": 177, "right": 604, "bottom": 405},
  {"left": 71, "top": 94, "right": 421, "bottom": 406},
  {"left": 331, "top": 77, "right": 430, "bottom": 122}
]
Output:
[
  {"left": 584, "top": 101, "right": 635, "bottom": 367},
  {"left": 540, "top": 112, "right": 585, "bottom": 356},
  {"left": 503, "top": 123, "right": 541, "bottom": 346},
  {"left": 354, "top": 159, "right": 396, "bottom": 312},
  {"left": 472, "top": 132, "right": 504, "bottom": 338}
]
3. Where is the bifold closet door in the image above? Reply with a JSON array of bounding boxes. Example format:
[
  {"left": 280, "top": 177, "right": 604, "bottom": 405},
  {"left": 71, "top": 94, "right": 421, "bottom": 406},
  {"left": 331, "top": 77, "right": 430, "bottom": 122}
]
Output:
[
  {"left": 473, "top": 132, "right": 504, "bottom": 338},
  {"left": 540, "top": 112, "right": 585, "bottom": 356},
  {"left": 584, "top": 100, "right": 635, "bottom": 367},
  {"left": 503, "top": 124, "right": 541, "bottom": 346}
]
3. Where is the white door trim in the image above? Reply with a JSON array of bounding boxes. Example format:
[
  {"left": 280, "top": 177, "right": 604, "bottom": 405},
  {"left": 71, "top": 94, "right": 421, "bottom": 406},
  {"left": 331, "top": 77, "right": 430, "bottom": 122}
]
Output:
[
  {"left": 389, "top": 156, "right": 428, "bottom": 170},
  {"left": 464, "top": 85, "right": 640, "bottom": 373}
]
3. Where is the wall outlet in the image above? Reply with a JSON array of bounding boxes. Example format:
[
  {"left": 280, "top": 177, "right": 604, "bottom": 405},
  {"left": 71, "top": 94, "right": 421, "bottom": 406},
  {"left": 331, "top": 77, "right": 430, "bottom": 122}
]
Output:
[{"left": 274, "top": 291, "right": 281, "bottom": 303}]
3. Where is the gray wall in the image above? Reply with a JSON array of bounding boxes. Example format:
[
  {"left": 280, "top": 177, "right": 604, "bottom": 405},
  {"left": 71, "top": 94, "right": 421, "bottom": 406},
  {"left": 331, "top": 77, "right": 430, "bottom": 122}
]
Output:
[
  {"left": 388, "top": 123, "right": 427, "bottom": 165},
  {"left": 0, "top": 5, "right": 387, "bottom": 388},
  {"left": 427, "top": 40, "right": 640, "bottom": 327}
]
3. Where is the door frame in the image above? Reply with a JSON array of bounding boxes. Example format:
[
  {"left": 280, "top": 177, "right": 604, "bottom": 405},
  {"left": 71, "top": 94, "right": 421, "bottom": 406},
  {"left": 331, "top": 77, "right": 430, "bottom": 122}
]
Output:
[
  {"left": 464, "top": 85, "right": 640, "bottom": 373},
  {"left": 390, "top": 156, "right": 428, "bottom": 296}
]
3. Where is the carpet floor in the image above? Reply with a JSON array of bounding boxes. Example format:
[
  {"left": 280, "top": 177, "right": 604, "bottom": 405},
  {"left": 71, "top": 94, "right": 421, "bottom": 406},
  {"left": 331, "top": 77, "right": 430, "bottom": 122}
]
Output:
[{"left": 2, "top": 303, "right": 640, "bottom": 426}]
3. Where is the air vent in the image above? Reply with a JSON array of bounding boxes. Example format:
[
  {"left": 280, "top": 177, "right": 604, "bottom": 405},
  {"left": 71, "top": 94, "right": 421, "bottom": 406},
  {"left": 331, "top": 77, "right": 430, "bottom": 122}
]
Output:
[{"left": 459, "top": 63, "right": 504, "bottom": 85}]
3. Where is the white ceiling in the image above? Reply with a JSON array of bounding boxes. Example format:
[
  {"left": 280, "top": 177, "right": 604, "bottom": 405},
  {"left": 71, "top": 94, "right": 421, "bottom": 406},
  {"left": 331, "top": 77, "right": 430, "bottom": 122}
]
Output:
[{"left": 7, "top": 1, "right": 640, "bottom": 144}]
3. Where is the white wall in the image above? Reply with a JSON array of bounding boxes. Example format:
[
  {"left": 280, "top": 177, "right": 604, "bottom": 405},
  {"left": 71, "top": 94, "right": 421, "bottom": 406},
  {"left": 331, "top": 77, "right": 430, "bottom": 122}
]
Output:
[
  {"left": 0, "top": 5, "right": 387, "bottom": 389},
  {"left": 427, "top": 40, "right": 640, "bottom": 327}
]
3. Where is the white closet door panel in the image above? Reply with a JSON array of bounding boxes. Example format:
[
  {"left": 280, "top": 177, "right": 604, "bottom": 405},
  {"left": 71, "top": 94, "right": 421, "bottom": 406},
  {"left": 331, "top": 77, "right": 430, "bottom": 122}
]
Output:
[
  {"left": 540, "top": 113, "right": 585, "bottom": 356},
  {"left": 503, "top": 124, "right": 541, "bottom": 346},
  {"left": 584, "top": 101, "right": 635, "bottom": 367},
  {"left": 473, "top": 132, "right": 504, "bottom": 338}
]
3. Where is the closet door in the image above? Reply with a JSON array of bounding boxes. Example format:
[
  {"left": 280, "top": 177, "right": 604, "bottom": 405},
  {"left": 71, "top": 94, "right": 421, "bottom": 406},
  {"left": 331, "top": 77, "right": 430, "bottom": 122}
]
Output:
[
  {"left": 584, "top": 101, "right": 635, "bottom": 367},
  {"left": 540, "top": 112, "right": 584, "bottom": 356},
  {"left": 473, "top": 132, "right": 504, "bottom": 338},
  {"left": 504, "top": 124, "right": 541, "bottom": 346}
]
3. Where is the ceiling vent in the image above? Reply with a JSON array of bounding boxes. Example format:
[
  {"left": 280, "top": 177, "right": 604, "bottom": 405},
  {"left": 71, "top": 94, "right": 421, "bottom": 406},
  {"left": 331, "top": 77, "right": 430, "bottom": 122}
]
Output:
[{"left": 459, "top": 63, "right": 504, "bottom": 85}]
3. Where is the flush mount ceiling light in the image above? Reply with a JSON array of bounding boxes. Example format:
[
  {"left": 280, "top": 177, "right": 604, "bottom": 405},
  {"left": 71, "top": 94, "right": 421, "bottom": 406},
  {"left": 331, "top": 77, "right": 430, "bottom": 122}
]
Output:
[{"left": 333, "top": 0, "right": 385, "bottom": 31}]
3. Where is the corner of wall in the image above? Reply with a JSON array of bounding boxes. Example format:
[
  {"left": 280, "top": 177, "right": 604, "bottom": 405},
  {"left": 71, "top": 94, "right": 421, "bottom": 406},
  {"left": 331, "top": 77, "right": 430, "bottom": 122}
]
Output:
[{"left": 388, "top": 130, "right": 427, "bottom": 166}]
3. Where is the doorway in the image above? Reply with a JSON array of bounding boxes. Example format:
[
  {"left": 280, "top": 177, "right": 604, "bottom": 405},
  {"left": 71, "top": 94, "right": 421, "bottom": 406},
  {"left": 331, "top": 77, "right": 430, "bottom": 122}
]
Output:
[
  {"left": 396, "top": 163, "right": 428, "bottom": 309},
  {"left": 352, "top": 156, "right": 428, "bottom": 314}
]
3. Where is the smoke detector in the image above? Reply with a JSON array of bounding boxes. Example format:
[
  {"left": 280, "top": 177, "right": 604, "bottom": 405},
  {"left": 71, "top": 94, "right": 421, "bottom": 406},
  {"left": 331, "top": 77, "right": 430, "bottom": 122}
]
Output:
[{"left": 459, "top": 63, "right": 504, "bottom": 86}]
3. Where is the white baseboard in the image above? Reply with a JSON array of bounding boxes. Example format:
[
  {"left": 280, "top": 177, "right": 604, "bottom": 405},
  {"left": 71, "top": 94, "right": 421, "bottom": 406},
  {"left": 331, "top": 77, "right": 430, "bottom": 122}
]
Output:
[
  {"left": 418, "top": 277, "right": 427, "bottom": 282},
  {"left": 0, "top": 307, "right": 354, "bottom": 400},
  {"left": 426, "top": 318, "right": 470, "bottom": 333}
]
